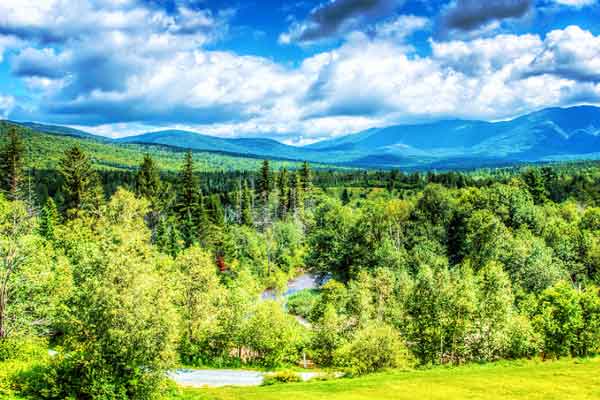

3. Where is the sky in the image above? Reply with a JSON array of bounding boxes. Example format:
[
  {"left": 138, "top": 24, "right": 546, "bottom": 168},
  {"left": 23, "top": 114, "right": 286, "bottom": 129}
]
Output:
[{"left": 0, "top": 0, "right": 599, "bottom": 144}]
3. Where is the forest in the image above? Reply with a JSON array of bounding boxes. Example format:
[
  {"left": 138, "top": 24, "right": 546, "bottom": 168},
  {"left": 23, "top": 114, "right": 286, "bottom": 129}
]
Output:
[{"left": 0, "top": 124, "right": 599, "bottom": 399}]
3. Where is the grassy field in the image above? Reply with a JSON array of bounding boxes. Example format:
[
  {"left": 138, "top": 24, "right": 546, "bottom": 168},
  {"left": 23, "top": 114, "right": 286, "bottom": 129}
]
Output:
[{"left": 171, "top": 358, "right": 600, "bottom": 400}]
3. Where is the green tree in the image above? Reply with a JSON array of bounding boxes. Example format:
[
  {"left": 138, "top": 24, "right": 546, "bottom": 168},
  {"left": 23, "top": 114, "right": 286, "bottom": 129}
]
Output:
[
  {"left": 0, "top": 197, "right": 70, "bottom": 340},
  {"left": 135, "top": 154, "right": 161, "bottom": 203},
  {"left": 533, "top": 281, "right": 583, "bottom": 358},
  {"left": 49, "top": 189, "right": 178, "bottom": 399},
  {"left": 300, "top": 161, "right": 312, "bottom": 201},
  {"left": 241, "top": 180, "right": 254, "bottom": 227},
  {"left": 39, "top": 197, "right": 59, "bottom": 241},
  {"left": 0, "top": 127, "right": 25, "bottom": 200},
  {"left": 257, "top": 160, "right": 271, "bottom": 204},
  {"left": 58, "top": 146, "right": 103, "bottom": 217},
  {"left": 277, "top": 168, "right": 289, "bottom": 219},
  {"left": 473, "top": 261, "right": 514, "bottom": 361},
  {"left": 174, "top": 246, "right": 223, "bottom": 364}
]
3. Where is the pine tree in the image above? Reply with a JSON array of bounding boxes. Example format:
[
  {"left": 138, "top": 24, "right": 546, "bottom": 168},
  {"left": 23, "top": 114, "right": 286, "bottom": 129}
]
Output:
[
  {"left": 387, "top": 170, "right": 399, "bottom": 192},
  {"left": 300, "top": 161, "right": 312, "bottom": 194},
  {"left": 287, "top": 172, "right": 301, "bottom": 216},
  {"left": 256, "top": 160, "right": 271, "bottom": 204},
  {"left": 0, "top": 127, "right": 25, "bottom": 200},
  {"left": 232, "top": 180, "right": 242, "bottom": 224},
  {"left": 341, "top": 187, "right": 351, "bottom": 205},
  {"left": 256, "top": 160, "right": 271, "bottom": 229},
  {"left": 58, "top": 145, "right": 103, "bottom": 217},
  {"left": 39, "top": 197, "right": 59, "bottom": 240},
  {"left": 177, "top": 151, "right": 201, "bottom": 220},
  {"left": 277, "top": 168, "right": 289, "bottom": 219},
  {"left": 135, "top": 154, "right": 161, "bottom": 203},
  {"left": 241, "top": 180, "right": 253, "bottom": 227}
]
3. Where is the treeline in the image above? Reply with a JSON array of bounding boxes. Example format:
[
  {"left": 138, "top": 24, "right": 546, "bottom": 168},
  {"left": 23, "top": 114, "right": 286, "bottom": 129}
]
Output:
[{"left": 0, "top": 126, "right": 600, "bottom": 399}]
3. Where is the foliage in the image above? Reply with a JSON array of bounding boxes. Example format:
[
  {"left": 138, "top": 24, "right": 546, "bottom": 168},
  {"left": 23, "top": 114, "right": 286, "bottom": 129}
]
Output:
[
  {"left": 262, "top": 371, "right": 302, "bottom": 386},
  {"left": 333, "top": 324, "right": 412, "bottom": 376}
]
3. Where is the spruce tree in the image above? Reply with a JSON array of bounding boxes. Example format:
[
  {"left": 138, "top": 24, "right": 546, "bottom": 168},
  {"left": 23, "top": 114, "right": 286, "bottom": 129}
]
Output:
[
  {"left": 300, "top": 161, "right": 312, "bottom": 194},
  {"left": 39, "top": 197, "right": 59, "bottom": 240},
  {"left": 135, "top": 154, "right": 161, "bottom": 203},
  {"left": 256, "top": 160, "right": 271, "bottom": 204},
  {"left": 341, "top": 187, "right": 351, "bottom": 205},
  {"left": 287, "top": 172, "right": 301, "bottom": 216},
  {"left": 256, "top": 160, "right": 271, "bottom": 229},
  {"left": 277, "top": 168, "right": 288, "bottom": 219},
  {"left": 58, "top": 145, "right": 103, "bottom": 217},
  {"left": 241, "top": 180, "right": 253, "bottom": 227},
  {"left": 0, "top": 127, "right": 25, "bottom": 200},
  {"left": 177, "top": 151, "right": 200, "bottom": 220}
]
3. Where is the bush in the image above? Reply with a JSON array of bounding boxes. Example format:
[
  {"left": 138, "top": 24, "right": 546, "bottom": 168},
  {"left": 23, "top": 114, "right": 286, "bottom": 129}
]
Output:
[
  {"left": 505, "top": 315, "right": 541, "bottom": 359},
  {"left": 262, "top": 370, "right": 302, "bottom": 386},
  {"left": 243, "top": 301, "right": 308, "bottom": 367},
  {"left": 286, "top": 289, "right": 320, "bottom": 318},
  {"left": 334, "top": 324, "right": 412, "bottom": 376},
  {"left": 0, "top": 337, "right": 48, "bottom": 362}
]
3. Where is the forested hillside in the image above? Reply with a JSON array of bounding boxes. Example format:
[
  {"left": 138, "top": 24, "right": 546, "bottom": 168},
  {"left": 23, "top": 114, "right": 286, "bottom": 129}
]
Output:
[{"left": 0, "top": 125, "right": 599, "bottom": 399}]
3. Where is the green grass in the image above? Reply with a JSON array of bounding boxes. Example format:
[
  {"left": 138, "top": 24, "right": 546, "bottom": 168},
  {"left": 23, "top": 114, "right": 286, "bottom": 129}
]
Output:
[{"left": 170, "top": 358, "right": 600, "bottom": 400}]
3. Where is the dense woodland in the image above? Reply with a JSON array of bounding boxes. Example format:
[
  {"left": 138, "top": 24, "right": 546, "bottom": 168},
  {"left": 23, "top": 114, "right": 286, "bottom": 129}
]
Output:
[{"left": 0, "top": 125, "right": 600, "bottom": 399}]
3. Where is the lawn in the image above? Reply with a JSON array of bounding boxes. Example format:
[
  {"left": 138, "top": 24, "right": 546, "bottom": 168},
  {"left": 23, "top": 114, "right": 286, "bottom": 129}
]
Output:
[{"left": 170, "top": 358, "right": 600, "bottom": 400}]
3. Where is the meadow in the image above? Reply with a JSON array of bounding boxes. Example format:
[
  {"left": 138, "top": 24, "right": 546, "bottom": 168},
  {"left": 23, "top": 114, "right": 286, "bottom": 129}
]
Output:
[{"left": 172, "top": 358, "right": 600, "bottom": 400}]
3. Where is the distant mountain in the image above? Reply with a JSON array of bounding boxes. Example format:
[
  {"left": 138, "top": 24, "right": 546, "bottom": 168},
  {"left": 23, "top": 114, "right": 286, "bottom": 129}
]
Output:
[
  {"left": 116, "top": 130, "right": 320, "bottom": 161},
  {"left": 14, "top": 122, "right": 106, "bottom": 140},
  {"left": 306, "top": 105, "right": 600, "bottom": 168},
  {"left": 8, "top": 106, "right": 600, "bottom": 169}
]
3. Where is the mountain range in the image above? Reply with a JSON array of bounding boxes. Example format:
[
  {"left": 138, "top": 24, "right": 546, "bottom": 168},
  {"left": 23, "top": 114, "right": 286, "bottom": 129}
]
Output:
[{"left": 10, "top": 105, "right": 600, "bottom": 169}]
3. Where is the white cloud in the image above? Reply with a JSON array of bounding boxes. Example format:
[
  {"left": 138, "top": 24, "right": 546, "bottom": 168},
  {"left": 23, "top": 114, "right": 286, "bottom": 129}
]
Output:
[
  {"left": 523, "top": 25, "right": 600, "bottom": 82},
  {"left": 1, "top": 1, "right": 599, "bottom": 143},
  {"left": 0, "top": 94, "right": 15, "bottom": 119},
  {"left": 553, "top": 0, "right": 596, "bottom": 7}
]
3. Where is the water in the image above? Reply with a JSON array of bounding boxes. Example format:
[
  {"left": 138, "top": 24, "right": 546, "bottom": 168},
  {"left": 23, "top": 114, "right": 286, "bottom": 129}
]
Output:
[{"left": 261, "top": 273, "right": 318, "bottom": 300}]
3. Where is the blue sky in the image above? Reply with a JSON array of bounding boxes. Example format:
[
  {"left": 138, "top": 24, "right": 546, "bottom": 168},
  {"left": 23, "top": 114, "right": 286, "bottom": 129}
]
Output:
[{"left": 0, "top": 0, "right": 599, "bottom": 144}]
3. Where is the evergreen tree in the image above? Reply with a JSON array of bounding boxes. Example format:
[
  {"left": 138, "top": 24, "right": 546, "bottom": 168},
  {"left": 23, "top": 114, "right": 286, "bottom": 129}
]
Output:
[
  {"left": 300, "top": 161, "right": 312, "bottom": 194},
  {"left": 39, "top": 197, "right": 59, "bottom": 240},
  {"left": 277, "top": 168, "right": 289, "bottom": 219},
  {"left": 58, "top": 145, "right": 103, "bottom": 217},
  {"left": 232, "top": 180, "right": 242, "bottom": 224},
  {"left": 0, "top": 127, "right": 25, "bottom": 200},
  {"left": 387, "top": 170, "right": 399, "bottom": 192},
  {"left": 287, "top": 172, "right": 302, "bottom": 216},
  {"left": 341, "top": 187, "right": 351, "bottom": 205},
  {"left": 241, "top": 180, "right": 253, "bottom": 227},
  {"left": 135, "top": 154, "right": 161, "bottom": 203},
  {"left": 177, "top": 151, "right": 201, "bottom": 220},
  {"left": 257, "top": 160, "right": 271, "bottom": 204}
]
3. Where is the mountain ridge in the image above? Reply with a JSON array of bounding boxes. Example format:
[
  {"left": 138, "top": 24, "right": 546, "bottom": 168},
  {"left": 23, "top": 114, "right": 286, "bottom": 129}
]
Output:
[{"left": 7, "top": 105, "right": 600, "bottom": 169}]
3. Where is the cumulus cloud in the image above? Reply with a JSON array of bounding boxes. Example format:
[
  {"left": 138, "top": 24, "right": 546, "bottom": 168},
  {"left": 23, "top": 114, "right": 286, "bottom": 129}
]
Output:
[
  {"left": 522, "top": 26, "right": 600, "bottom": 82},
  {"left": 280, "top": 0, "right": 405, "bottom": 44},
  {"left": 1, "top": 1, "right": 599, "bottom": 142},
  {"left": 441, "top": 0, "right": 532, "bottom": 32}
]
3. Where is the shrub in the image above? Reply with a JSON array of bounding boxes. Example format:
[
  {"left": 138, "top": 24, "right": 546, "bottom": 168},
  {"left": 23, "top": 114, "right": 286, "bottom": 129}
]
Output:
[
  {"left": 0, "top": 337, "right": 48, "bottom": 362},
  {"left": 287, "top": 289, "right": 320, "bottom": 318},
  {"left": 505, "top": 315, "right": 541, "bottom": 359},
  {"left": 262, "top": 370, "right": 302, "bottom": 386},
  {"left": 243, "top": 301, "right": 308, "bottom": 367},
  {"left": 334, "top": 324, "right": 412, "bottom": 376}
]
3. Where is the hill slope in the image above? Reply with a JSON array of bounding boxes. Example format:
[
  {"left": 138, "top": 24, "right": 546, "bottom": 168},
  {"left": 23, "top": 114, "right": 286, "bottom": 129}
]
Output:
[
  {"left": 9, "top": 105, "right": 600, "bottom": 169},
  {"left": 0, "top": 122, "right": 336, "bottom": 173}
]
